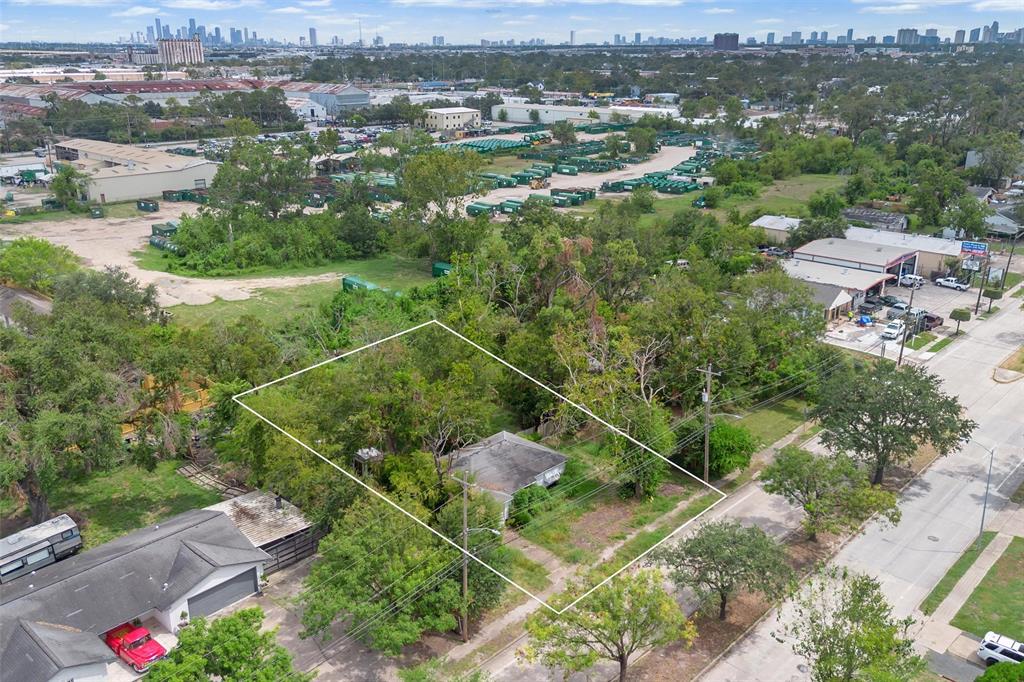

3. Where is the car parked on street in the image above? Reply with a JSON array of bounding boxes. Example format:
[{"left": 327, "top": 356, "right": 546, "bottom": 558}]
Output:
[
  {"left": 881, "top": 320, "right": 905, "bottom": 340},
  {"left": 879, "top": 295, "right": 906, "bottom": 307},
  {"left": 104, "top": 623, "right": 167, "bottom": 673},
  {"left": 934, "top": 276, "right": 969, "bottom": 291},
  {"left": 977, "top": 632, "right": 1024, "bottom": 666}
]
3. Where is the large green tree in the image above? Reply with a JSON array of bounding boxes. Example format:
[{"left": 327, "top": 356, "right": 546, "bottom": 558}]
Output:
[
  {"left": 780, "top": 568, "right": 924, "bottom": 682},
  {"left": 813, "top": 362, "right": 976, "bottom": 484},
  {"left": 651, "top": 519, "right": 792, "bottom": 620},
  {"left": 210, "top": 137, "right": 312, "bottom": 221},
  {"left": 49, "top": 165, "right": 89, "bottom": 209},
  {"left": 148, "top": 608, "right": 312, "bottom": 682},
  {"left": 0, "top": 237, "right": 79, "bottom": 294},
  {"left": 760, "top": 447, "right": 900, "bottom": 542},
  {"left": 522, "top": 570, "right": 696, "bottom": 682}
]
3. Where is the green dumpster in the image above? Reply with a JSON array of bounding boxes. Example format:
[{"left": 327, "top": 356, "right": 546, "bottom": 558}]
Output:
[
  {"left": 137, "top": 200, "right": 159, "bottom": 212},
  {"left": 432, "top": 261, "right": 452, "bottom": 278}
]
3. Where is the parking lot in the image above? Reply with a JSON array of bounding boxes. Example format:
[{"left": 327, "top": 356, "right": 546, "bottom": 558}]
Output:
[{"left": 824, "top": 278, "right": 1000, "bottom": 361}]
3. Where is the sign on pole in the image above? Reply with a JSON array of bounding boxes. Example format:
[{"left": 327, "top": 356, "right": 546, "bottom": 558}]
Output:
[{"left": 961, "top": 241, "right": 988, "bottom": 256}]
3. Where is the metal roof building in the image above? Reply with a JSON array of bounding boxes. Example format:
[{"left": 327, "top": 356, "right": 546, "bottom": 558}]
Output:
[
  {"left": 751, "top": 214, "right": 802, "bottom": 244},
  {"left": 793, "top": 238, "right": 918, "bottom": 276},
  {"left": 843, "top": 226, "right": 962, "bottom": 275}
]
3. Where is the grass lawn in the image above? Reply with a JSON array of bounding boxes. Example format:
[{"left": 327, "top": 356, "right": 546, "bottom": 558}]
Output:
[
  {"left": 709, "top": 174, "right": 846, "bottom": 221},
  {"left": 930, "top": 335, "right": 960, "bottom": 352},
  {"left": 999, "top": 346, "right": 1024, "bottom": 373},
  {"left": 951, "top": 536, "right": 1024, "bottom": 641},
  {"left": 1000, "top": 271, "right": 1022, "bottom": 291},
  {"left": 905, "top": 332, "right": 937, "bottom": 351},
  {"left": 735, "top": 397, "right": 809, "bottom": 448},
  {"left": 8, "top": 460, "right": 222, "bottom": 550},
  {"left": 981, "top": 306, "right": 1000, "bottom": 319},
  {"left": 481, "top": 156, "right": 535, "bottom": 176},
  {"left": 0, "top": 201, "right": 145, "bottom": 225},
  {"left": 1011, "top": 479, "right": 1024, "bottom": 505},
  {"left": 499, "top": 546, "right": 551, "bottom": 594},
  {"left": 920, "top": 531, "right": 997, "bottom": 615}
]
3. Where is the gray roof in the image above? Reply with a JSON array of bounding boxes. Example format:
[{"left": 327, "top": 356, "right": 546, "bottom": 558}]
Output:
[
  {"left": 794, "top": 238, "right": 916, "bottom": 268},
  {"left": 782, "top": 259, "right": 895, "bottom": 292},
  {"left": 2, "top": 620, "right": 116, "bottom": 682},
  {"left": 985, "top": 210, "right": 1023, "bottom": 237},
  {"left": 751, "top": 214, "right": 802, "bottom": 232},
  {"left": 452, "top": 431, "right": 567, "bottom": 499},
  {"left": 205, "top": 491, "right": 312, "bottom": 547},
  {"left": 841, "top": 207, "right": 908, "bottom": 230},
  {"left": 0, "top": 510, "right": 268, "bottom": 678},
  {"left": 843, "top": 226, "right": 963, "bottom": 257},
  {"left": 967, "top": 185, "right": 996, "bottom": 200}
]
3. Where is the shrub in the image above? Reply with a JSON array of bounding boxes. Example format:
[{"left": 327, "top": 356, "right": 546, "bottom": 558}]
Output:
[{"left": 509, "top": 484, "right": 553, "bottom": 528}]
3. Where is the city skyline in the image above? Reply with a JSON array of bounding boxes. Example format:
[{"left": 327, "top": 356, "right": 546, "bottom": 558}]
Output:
[{"left": 2, "top": 0, "right": 1022, "bottom": 46}]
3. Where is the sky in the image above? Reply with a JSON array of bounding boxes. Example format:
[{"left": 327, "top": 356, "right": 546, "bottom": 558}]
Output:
[{"left": 0, "top": 0, "right": 1021, "bottom": 45}]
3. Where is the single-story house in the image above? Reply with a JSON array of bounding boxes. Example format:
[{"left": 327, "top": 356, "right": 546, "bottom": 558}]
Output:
[
  {"left": 843, "top": 226, "right": 962, "bottom": 277},
  {"left": 751, "top": 214, "right": 801, "bottom": 244},
  {"left": 782, "top": 258, "right": 895, "bottom": 312},
  {"left": 793, "top": 238, "right": 919, "bottom": 278},
  {"left": 0, "top": 509, "right": 269, "bottom": 682},
  {"left": 451, "top": 431, "right": 567, "bottom": 521},
  {"left": 985, "top": 210, "right": 1024, "bottom": 239},
  {"left": 841, "top": 207, "right": 908, "bottom": 233},
  {"left": 967, "top": 185, "right": 996, "bottom": 203}
]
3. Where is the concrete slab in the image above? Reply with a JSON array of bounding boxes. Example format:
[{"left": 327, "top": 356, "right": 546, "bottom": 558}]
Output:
[
  {"left": 918, "top": 621, "right": 963, "bottom": 654},
  {"left": 106, "top": 618, "right": 178, "bottom": 681},
  {"left": 925, "top": 650, "right": 985, "bottom": 682},
  {"left": 948, "top": 632, "right": 983, "bottom": 663}
]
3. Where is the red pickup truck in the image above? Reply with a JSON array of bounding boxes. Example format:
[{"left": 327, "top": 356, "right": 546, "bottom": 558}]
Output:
[{"left": 104, "top": 623, "right": 167, "bottom": 673}]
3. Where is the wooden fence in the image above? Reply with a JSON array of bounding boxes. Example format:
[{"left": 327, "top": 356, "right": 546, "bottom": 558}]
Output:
[{"left": 261, "top": 527, "right": 326, "bottom": 575}]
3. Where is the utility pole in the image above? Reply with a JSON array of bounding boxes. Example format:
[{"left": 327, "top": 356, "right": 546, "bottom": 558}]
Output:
[
  {"left": 897, "top": 283, "right": 916, "bottom": 367},
  {"left": 697, "top": 363, "right": 720, "bottom": 482},
  {"left": 1000, "top": 235, "right": 1017, "bottom": 289},
  {"left": 977, "top": 446, "right": 996, "bottom": 548},
  {"left": 461, "top": 476, "right": 469, "bottom": 643}
]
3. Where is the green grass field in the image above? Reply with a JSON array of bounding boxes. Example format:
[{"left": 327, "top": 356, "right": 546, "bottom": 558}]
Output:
[
  {"left": 951, "top": 536, "right": 1024, "bottom": 641},
  {"left": 920, "top": 531, "right": 997, "bottom": 615},
  {"left": 929, "top": 335, "right": 959, "bottom": 352},
  {"left": 735, "top": 397, "right": 809, "bottom": 447},
  {"left": 905, "top": 332, "right": 937, "bottom": 351},
  {"left": 710, "top": 174, "right": 846, "bottom": 221},
  {"left": 6, "top": 460, "right": 222, "bottom": 550},
  {"left": 0, "top": 201, "right": 146, "bottom": 225}
]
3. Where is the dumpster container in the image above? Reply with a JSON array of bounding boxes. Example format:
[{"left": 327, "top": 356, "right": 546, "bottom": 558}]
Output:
[
  {"left": 432, "top": 261, "right": 452, "bottom": 278},
  {"left": 137, "top": 200, "right": 159, "bottom": 212}
]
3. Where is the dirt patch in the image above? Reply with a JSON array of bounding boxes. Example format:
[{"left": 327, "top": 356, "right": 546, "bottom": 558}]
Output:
[{"left": 573, "top": 497, "right": 640, "bottom": 552}]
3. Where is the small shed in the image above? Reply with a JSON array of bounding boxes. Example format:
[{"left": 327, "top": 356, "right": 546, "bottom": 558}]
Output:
[
  {"left": 205, "top": 491, "right": 322, "bottom": 575},
  {"left": 451, "top": 431, "right": 568, "bottom": 522}
]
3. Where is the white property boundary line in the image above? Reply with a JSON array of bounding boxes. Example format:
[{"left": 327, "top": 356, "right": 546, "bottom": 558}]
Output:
[{"left": 234, "top": 319, "right": 727, "bottom": 615}]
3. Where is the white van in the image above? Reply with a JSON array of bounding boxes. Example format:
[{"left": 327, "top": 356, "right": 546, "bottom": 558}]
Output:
[
  {"left": 978, "top": 632, "right": 1024, "bottom": 666},
  {"left": 899, "top": 274, "right": 925, "bottom": 288}
]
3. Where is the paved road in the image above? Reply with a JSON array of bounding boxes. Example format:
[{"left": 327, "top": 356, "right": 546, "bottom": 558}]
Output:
[{"left": 702, "top": 297, "right": 1024, "bottom": 682}]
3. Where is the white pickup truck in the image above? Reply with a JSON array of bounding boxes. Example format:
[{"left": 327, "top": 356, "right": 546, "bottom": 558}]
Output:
[{"left": 934, "top": 277, "right": 968, "bottom": 291}]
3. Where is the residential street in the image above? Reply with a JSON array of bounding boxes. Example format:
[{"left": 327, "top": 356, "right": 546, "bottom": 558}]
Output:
[{"left": 701, "top": 296, "right": 1024, "bottom": 682}]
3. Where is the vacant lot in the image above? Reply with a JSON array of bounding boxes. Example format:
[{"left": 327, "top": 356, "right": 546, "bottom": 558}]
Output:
[
  {"left": 2, "top": 460, "right": 221, "bottom": 549},
  {"left": 951, "top": 536, "right": 1024, "bottom": 641}
]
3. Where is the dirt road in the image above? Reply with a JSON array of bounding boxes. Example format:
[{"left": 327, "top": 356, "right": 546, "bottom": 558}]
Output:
[{"left": 0, "top": 206, "right": 340, "bottom": 308}]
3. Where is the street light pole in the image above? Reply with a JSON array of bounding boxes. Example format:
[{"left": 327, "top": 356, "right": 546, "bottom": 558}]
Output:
[
  {"left": 897, "top": 283, "right": 916, "bottom": 367},
  {"left": 697, "top": 363, "right": 720, "bottom": 482},
  {"left": 977, "top": 444, "right": 996, "bottom": 548}
]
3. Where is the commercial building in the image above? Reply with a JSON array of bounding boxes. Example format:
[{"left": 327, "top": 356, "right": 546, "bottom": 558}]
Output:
[
  {"left": 0, "top": 510, "right": 268, "bottom": 682},
  {"left": 287, "top": 96, "right": 328, "bottom": 121},
  {"left": 782, "top": 259, "right": 894, "bottom": 318},
  {"left": 713, "top": 33, "right": 740, "bottom": 50},
  {"left": 491, "top": 102, "right": 677, "bottom": 124},
  {"left": 157, "top": 37, "right": 205, "bottom": 65},
  {"left": 751, "top": 214, "right": 802, "bottom": 244},
  {"left": 54, "top": 138, "right": 219, "bottom": 203},
  {"left": 842, "top": 207, "right": 908, "bottom": 232},
  {"left": 843, "top": 226, "right": 962, "bottom": 276},
  {"left": 421, "top": 106, "right": 482, "bottom": 131},
  {"left": 793, "top": 237, "right": 918, "bottom": 277}
]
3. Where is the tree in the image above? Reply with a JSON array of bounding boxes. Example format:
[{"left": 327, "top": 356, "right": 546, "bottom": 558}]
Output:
[
  {"left": 983, "top": 287, "right": 1003, "bottom": 313},
  {"left": 224, "top": 116, "right": 260, "bottom": 137},
  {"left": 976, "top": 662, "right": 1024, "bottom": 682},
  {"left": 761, "top": 447, "right": 901, "bottom": 542},
  {"left": 49, "top": 165, "right": 89, "bottom": 210},
  {"left": 148, "top": 608, "right": 312, "bottom": 682},
  {"left": 522, "top": 570, "right": 696, "bottom": 682},
  {"left": 0, "top": 237, "right": 79, "bottom": 294},
  {"left": 813, "top": 362, "right": 976, "bottom": 484},
  {"left": 942, "top": 194, "right": 993, "bottom": 239},
  {"left": 550, "top": 120, "right": 577, "bottom": 145},
  {"left": 92, "top": 71, "right": 107, "bottom": 80},
  {"left": 807, "top": 189, "right": 844, "bottom": 218},
  {"left": 587, "top": 109, "right": 599, "bottom": 120},
  {"left": 528, "top": 109, "right": 540, "bottom": 123},
  {"left": 651, "top": 520, "right": 792, "bottom": 620},
  {"left": 497, "top": 108, "right": 508, "bottom": 122},
  {"left": 626, "top": 126, "right": 657, "bottom": 155},
  {"left": 210, "top": 137, "right": 311, "bottom": 221},
  {"left": 977, "top": 132, "right": 1024, "bottom": 186},
  {"left": 785, "top": 217, "right": 847, "bottom": 248},
  {"left": 683, "top": 419, "right": 756, "bottom": 480},
  {"left": 779, "top": 568, "right": 924, "bottom": 682},
  {"left": 950, "top": 307, "right": 971, "bottom": 334},
  {"left": 401, "top": 147, "right": 484, "bottom": 227},
  {"left": 604, "top": 133, "right": 626, "bottom": 158}
]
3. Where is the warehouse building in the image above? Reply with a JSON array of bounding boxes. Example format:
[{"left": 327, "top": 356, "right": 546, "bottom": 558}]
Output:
[
  {"left": 793, "top": 238, "right": 918, "bottom": 278},
  {"left": 54, "top": 138, "right": 219, "bottom": 203},
  {"left": 841, "top": 207, "right": 908, "bottom": 233},
  {"left": 422, "top": 106, "right": 482, "bottom": 131},
  {"left": 751, "top": 214, "right": 801, "bottom": 244},
  {"left": 491, "top": 102, "right": 678, "bottom": 124},
  {"left": 157, "top": 37, "right": 205, "bottom": 65},
  {"left": 843, "top": 226, "right": 962, "bottom": 277},
  {"left": 782, "top": 259, "right": 895, "bottom": 318}
]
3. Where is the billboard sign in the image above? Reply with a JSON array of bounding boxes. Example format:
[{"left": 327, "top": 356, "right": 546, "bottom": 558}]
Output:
[{"left": 961, "top": 241, "right": 988, "bottom": 256}]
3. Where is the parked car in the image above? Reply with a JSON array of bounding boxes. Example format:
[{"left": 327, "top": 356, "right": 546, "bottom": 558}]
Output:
[
  {"left": 759, "top": 246, "right": 789, "bottom": 258},
  {"left": 881, "top": 320, "right": 906, "bottom": 340},
  {"left": 921, "top": 313, "right": 944, "bottom": 331},
  {"left": 879, "top": 295, "right": 905, "bottom": 307},
  {"left": 865, "top": 295, "right": 882, "bottom": 306},
  {"left": 977, "top": 632, "right": 1024, "bottom": 666},
  {"left": 105, "top": 623, "right": 167, "bottom": 673},
  {"left": 934, "top": 276, "right": 969, "bottom": 291},
  {"left": 898, "top": 274, "right": 925, "bottom": 288},
  {"left": 858, "top": 302, "right": 883, "bottom": 315}
]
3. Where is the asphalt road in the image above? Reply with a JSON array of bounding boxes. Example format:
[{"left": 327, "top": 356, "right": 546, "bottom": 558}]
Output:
[{"left": 702, "top": 296, "right": 1024, "bottom": 682}]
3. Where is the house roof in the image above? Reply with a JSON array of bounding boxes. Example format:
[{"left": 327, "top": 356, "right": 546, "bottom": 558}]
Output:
[
  {"left": 452, "top": 431, "right": 567, "bottom": 500},
  {"left": 782, "top": 259, "right": 895, "bottom": 292},
  {"left": 804, "top": 281, "right": 853, "bottom": 310},
  {"left": 843, "top": 226, "right": 962, "bottom": 257},
  {"left": 985, "top": 210, "right": 1023, "bottom": 237},
  {"left": 794, "top": 238, "right": 916, "bottom": 268},
  {"left": 841, "top": 207, "right": 908, "bottom": 229},
  {"left": 751, "top": 214, "right": 802, "bottom": 232},
  {"left": 967, "top": 185, "right": 996, "bottom": 200},
  {"left": 2, "top": 620, "right": 116, "bottom": 682},
  {"left": 205, "top": 491, "right": 312, "bottom": 547},
  {"left": 0, "top": 509, "right": 268, "bottom": 678}
]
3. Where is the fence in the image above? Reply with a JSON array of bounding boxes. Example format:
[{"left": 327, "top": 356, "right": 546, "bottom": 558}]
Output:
[{"left": 261, "top": 527, "right": 326, "bottom": 575}]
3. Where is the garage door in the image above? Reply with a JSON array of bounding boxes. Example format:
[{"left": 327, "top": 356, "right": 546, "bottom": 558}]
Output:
[{"left": 187, "top": 568, "right": 258, "bottom": 619}]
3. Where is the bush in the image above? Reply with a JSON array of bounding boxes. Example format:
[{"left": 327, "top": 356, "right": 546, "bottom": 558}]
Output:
[{"left": 509, "top": 484, "right": 553, "bottom": 528}]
